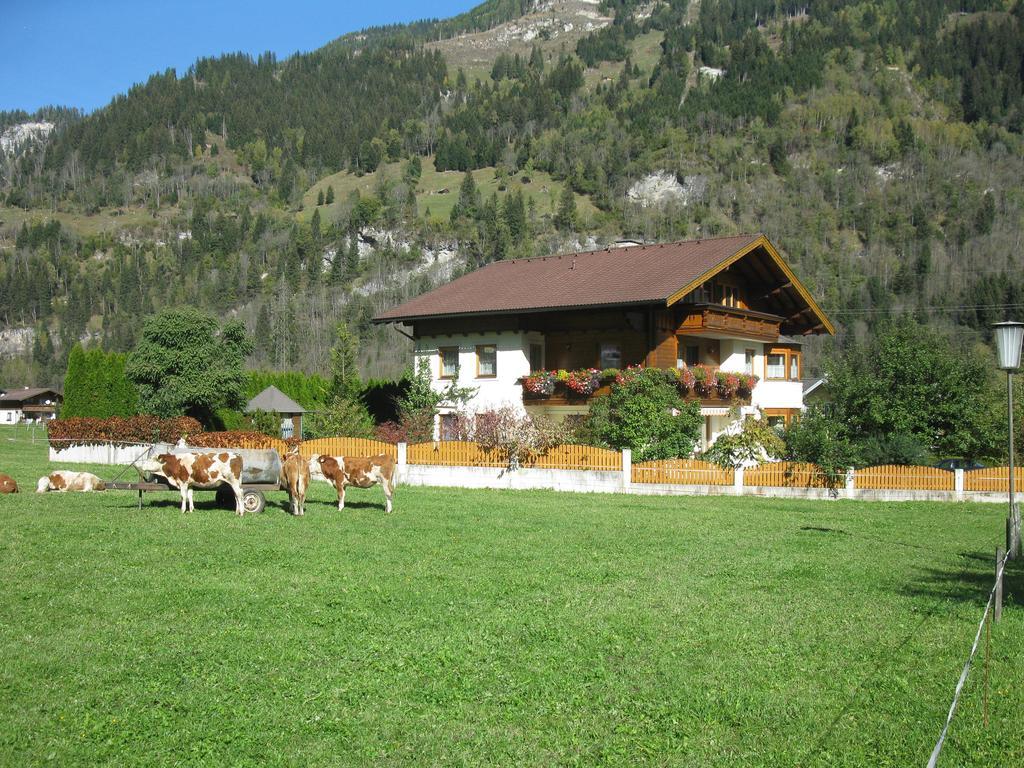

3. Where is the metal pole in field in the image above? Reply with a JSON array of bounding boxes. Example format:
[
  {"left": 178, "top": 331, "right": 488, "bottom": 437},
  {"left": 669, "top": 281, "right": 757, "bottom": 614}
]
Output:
[
  {"left": 1010, "top": 369, "right": 1018, "bottom": 558},
  {"left": 993, "top": 321, "right": 1024, "bottom": 558}
]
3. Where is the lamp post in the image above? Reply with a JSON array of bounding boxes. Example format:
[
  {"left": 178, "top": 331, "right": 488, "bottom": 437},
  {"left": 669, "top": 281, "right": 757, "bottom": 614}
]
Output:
[{"left": 993, "top": 321, "right": 1024, "bottom": 558}]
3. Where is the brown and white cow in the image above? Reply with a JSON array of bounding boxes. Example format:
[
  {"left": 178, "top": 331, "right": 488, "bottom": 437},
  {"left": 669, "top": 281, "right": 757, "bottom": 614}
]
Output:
[
  {"left": 0, "top": 473, "right": 19, "bottom": 493},
  {"left": 280, "top": 448, "right": 310, "bottom": 516},
  {"left": 316, "top": 454, "right": 396, "bottom": 513},
  {"left": 138, "top": 451, "right": 245, "bottom": 515},
  {"left": 36, "top": 470, "right": 105, "bottom": 493}
]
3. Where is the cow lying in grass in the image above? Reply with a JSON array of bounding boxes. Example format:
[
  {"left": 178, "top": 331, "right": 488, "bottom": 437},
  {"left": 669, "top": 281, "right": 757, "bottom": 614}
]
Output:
[
  {"left": 280, "top": 448, "right": 310, "bottom": 516},
  {"left": 36, "top": 470, "right": 105, "bottom": 493},
  {"left": 138, "top": 451, "right": 245, "bottom": 515},
  {"left": 316, "top": 454, "right": 396, "bottom": 513}
]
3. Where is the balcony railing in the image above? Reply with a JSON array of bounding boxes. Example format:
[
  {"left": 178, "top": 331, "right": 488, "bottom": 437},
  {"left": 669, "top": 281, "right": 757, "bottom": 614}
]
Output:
[
  {"left": 520, "top": 366, "right": 757, "bottom": 407},
  {"left": 678, "top": 304, "right": 782, "bottom": 341}
]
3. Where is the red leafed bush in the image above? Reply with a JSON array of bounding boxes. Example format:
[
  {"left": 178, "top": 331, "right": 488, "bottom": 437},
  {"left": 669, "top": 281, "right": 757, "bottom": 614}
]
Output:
[
  {"left": 374, "top": 421, "right": 407, "bottom": 443},
  {"left": 189, "top": 431, "right": 282, "bottom": 448},
  {"left": 47, "top": 416, "right": 203, "bottom": 447}
]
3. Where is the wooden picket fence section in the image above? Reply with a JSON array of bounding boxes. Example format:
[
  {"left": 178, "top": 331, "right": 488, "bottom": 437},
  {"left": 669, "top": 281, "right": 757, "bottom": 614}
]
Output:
[
  {"left": 407, "top": 440, "right": 505, "bottom": 467},
  {"left": 632, "top": 459, "right": 733, "bottom": 486},
  {"left": 191, "top": 434, "right": 290, "bottom": 454},
  {"left": 298, "top": 437, "right": 398, "bottom": 459},
  {"left": 405, "top": 441, "right": 621, "bottom": 470},
  {"left": 964, "top": 467, "right": 1024, "bottom": 493},
  {"left": 745, "top": 461, "right": 830, "bottom": 488},
  {"left": 855, "top": 465, "right": 954, "bottom": 491},
  {"left": 531, "top": 444, "right": 621, "bottom": 471}
]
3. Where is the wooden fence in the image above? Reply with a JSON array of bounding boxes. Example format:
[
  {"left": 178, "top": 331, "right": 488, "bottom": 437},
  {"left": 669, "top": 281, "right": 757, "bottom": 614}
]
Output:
[
  {"left": 855, "top": 464, "right": 954, "bottom": 491},
  {"left": 744, "top": 462, "right": 831, "bottom": 488},
  {"left": 964, "top": 467, "right": 1024, "bottom": 493},
  {"left": 632, "top": 459, "right": 733, "bottom": 486},
  {"left": 407, "top": 440, "right": 504, "bottom": 468},
  {"left": 406, "top": 441, "right": 621, "bottom": 471},
  {"left": 92, "top": 428, "right": 1024, "bottom": 494},
  {"left": 298, "top": 437, "right": 398, "bottom": 460}
]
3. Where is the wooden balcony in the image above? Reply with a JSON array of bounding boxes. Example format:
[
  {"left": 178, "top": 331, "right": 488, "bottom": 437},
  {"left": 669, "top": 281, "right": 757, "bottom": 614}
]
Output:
[
  {"left": 521, "top": 369, "right": 753, "bottom": 408},
  {"left": 678, "top": 304, "right": 781, "bottom": 341}
]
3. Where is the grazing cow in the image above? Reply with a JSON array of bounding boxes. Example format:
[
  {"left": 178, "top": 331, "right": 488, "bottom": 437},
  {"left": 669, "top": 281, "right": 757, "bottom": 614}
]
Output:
[
  {"left": 280, "top": 448, "right": 310, "bottom": 516},
  {"left": 36, "top": 470, "right": 105, "bottom": 493},
  {"left": 316, "top": 454, "right": 396, "bottom": 513},
  {"left": 138, "top": 451, "right": 245, "bottom": 515},
  {"left": 0, "top": 473, "right": 18, "bottom": 493}
]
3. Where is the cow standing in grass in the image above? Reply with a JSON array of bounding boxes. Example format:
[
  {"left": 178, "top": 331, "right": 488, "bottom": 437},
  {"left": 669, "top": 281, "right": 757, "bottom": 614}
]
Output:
[
  {"left": 139, "top": 451, "right": 245, "bottom": 515},
  {"left": 280, "top": 448, "right": 310, "bottom": 516},
  {"left": 316, "top": 454, "right": 396, "bottom": 513}
]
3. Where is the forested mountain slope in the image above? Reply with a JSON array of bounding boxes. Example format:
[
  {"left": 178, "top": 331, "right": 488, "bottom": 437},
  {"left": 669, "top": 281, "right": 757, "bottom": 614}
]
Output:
[{"left": 1, "top": 0, "right": 1023, "bottom": 387}]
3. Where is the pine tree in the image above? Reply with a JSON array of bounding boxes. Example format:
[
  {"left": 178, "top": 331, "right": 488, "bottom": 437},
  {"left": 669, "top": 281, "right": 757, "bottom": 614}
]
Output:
[
  {"left": 346, "top": 234, "right": 360, "bottom": 277},
  {"left": 325, "top": 185, "right": 335, "bottom": 204},
  {"left": 554, "top": 185, "right": 577, "bottom": 232},
  {"left": 451, "top": 170, "right": 480, "bottom": 223},
  {"left": 317, "top": 189, "right": 325, "bottom": 206},
  {"left": 311, "top": 208, "right": 322, "bottom": 242}
]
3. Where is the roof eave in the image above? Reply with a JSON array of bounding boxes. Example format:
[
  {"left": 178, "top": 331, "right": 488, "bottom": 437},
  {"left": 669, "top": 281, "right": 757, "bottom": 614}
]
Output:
[{"left": 372, "top": 298, "right": 666, "bottom": 325}]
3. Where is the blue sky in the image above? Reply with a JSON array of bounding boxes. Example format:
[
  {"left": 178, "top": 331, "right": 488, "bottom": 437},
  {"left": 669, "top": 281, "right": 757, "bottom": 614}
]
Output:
[{"left": 1, "top": 1, "right": 474, "bottom": 114}]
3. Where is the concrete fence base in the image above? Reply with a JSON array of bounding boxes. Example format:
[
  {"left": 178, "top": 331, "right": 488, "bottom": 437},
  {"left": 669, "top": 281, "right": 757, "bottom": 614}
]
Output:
[{"left": 49, "top": 443, "right": 172, "bottom": 466}]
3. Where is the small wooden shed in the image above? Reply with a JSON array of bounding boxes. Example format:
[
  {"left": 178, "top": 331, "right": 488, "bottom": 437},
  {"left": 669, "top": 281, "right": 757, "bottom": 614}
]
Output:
[{"left": 245, "top": 386, "right": 305, "bottom": 439}]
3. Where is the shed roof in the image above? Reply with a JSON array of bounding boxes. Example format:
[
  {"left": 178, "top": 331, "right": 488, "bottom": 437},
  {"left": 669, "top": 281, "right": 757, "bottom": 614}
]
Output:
[
  {"left": 373, "top": 233, "right": 834, "bottom": 334},
  {"left": 245, "top": 385, "right": 305, "bottom": 415}
]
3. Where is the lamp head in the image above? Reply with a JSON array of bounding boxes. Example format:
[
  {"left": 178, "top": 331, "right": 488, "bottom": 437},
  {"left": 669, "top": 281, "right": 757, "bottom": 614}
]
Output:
[{"left": 993, "top": 321, "right": 1024, "bottom": 371}]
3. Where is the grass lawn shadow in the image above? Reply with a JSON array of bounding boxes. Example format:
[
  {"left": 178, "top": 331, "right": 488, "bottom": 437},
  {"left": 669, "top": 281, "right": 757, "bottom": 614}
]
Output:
[{"left": 900, "top": 550, "right": 1024, "bottom": 607}]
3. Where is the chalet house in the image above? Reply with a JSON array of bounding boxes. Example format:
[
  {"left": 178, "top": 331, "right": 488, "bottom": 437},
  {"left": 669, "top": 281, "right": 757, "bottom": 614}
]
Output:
[
  {"left": 373, "top": 234, "right": 834, "bottom": 447},
  {"left": 0, "top": 387, "right": 63, "bottom": 424}
]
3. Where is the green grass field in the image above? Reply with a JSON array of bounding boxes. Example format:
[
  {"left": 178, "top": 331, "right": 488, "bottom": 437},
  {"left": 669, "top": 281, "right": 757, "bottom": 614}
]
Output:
[{"left": 1, "top": 426, "right": 1022, "bottom": 766}]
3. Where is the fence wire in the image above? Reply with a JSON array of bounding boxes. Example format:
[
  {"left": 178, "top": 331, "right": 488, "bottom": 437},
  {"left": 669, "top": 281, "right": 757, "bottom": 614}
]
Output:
[{"left": 926, "top": 550, "right": 1010, "bottom": 768}]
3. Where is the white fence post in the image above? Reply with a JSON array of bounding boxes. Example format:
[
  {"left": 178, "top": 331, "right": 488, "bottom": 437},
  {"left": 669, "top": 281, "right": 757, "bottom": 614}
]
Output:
[
  {"left": 734, "top": 465, "right": 744, "bottom": 494},
  {"left": 397, "top": 441, "right": 407, "bottom": 467},
  {"left": 955, "top": 468, "right": 965, "bottom": 501},
  {"left": 845, "top": 467, "right": 856, "bottom": 499},
  {"left": 621, "top": 448, "right": 631, "bottom": 490}
]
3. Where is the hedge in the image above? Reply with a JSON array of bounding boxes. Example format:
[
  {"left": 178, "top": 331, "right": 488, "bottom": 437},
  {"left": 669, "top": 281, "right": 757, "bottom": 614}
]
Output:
[{"left": 47, "top": 417, "right": 203, "bottom": 447}]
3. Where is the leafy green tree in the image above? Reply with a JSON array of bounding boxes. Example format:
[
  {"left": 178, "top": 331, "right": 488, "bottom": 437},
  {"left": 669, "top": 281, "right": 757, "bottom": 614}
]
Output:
[
  {"left": 586, "top": 368, "right": 702, "bottom": 461},
  {"left": 824, "top": 318, "right": 999, "bottom": 460},
  {"left": 125, "top": 307, "right": 253, "bottom": 425}
]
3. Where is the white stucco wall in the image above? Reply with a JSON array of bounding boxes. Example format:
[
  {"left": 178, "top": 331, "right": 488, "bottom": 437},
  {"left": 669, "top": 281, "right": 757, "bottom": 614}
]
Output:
[
  {"left": 416, "top": 331, "right": 531, "bottom": 415},
  {"left": 752, "top": 380, "right": 804, "bottom": 410}
]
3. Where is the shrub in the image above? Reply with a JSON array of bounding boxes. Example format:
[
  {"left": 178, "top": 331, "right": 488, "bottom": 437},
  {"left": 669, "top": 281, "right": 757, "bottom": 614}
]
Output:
[
  {"left": 702, "top": 410, "right": 785, "bottom": 468},
  {"left": 47, "top": 416, "right": 203, "bottom": 447},
  {"left": 584, "top": 367, "right": 702, "bottom": 461},
  {"left": 783, "top": 406, "right": 858, "bottom": 491},
  {"left": 472, "top": 406, "right": 572, "bottom": 469}
]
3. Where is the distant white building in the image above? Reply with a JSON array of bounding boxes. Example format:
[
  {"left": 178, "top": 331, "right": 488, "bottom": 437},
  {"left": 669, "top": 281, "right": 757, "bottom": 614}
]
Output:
[{"left": 0, "top": 387, "right": 62, "bottom": 424}]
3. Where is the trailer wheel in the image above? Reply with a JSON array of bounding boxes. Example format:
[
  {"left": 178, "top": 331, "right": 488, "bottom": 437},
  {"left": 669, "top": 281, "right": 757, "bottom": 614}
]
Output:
[{"left": 242, "top": 490, "right": 266, "bottom": 515}]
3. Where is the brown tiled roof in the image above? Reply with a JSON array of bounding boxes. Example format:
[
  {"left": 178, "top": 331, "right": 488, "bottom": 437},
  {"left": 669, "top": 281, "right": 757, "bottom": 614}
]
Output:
[
  {"left": 0, "top": 387, "right": 61, "bottom": 404},
  {"left": 375, "top": 234, "right": 763, "bottom": 322}
]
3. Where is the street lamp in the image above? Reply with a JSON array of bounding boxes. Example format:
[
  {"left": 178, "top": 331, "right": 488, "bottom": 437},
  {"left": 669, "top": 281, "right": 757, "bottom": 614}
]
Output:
[{"left": 993, "top": 320, "right": 1024, "bottom": 558}]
